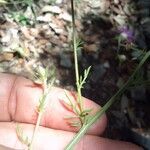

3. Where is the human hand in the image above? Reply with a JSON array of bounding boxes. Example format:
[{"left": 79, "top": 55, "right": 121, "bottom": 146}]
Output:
[{"left": 0, "top": 73, "right": 142, "bottom": 150}]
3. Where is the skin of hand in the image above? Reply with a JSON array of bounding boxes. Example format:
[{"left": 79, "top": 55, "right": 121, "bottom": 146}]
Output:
[{"left": 0, "top": 73, "right": 143, "bottom": 150}]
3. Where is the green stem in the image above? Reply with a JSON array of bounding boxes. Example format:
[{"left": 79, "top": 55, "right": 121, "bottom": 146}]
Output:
[
  {"left": 28, "top": 91, "right": 47, "bottom": 150},
  {"left": 28, "top": 112, "right": 42, "bottom": 150},
  {"left": 71, "top": 0, "right": 79, "bottom": 83},
  {"left": 65, "top": 51, "right": 150, "bottom": 150},
  {"left": 28, "top": 77, "right": 55, "bottom": 150},
  {"left": 77, "top": 87, "right": 83, "bottom": 111},
  {"left": 71, "top": 0, "right": 83, "bottom": 111}
]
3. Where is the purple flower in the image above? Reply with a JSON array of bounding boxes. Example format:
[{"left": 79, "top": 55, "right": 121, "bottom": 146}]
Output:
[{"left": 119, "top": 26, "right": 134, "bottom": 43}]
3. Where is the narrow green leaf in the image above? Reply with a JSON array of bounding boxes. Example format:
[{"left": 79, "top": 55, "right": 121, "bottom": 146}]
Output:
[
  {"left": 16, "top": 124, "right": 30, "bottom": 146},
  {"left": 64, "top": 116, "right": 79, "bottom": 119}
]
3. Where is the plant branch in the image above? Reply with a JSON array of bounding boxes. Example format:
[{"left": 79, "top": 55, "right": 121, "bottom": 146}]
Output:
[
  {"left": 28, "top": 76, "right": 55, "bottom": 150},
  {"left": 65, "top": 51, "right": 150, "bottom": 150},
  {"left": 71, "top": 0, "right": 82, "bottom": 110},
  {"left": 28, "top": 111, "right": 42, "bottom": 150}
]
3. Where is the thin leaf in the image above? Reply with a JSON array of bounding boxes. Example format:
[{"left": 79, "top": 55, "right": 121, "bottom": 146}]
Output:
[
  {"left": 68, "top": 121, "right": 81, "bottom": 127},
  {"left": 64, "top": 115, "right": 79, "bottom": 119},
  {"left": 16, "top": 124, "right": 30, "bottom": 146},
  {"left": 60, "top": 99, "right": 73, "bottom": 112}
]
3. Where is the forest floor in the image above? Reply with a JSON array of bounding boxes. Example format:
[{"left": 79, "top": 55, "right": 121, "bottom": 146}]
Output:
[{"left": 0, "top": 0, "right": 150, "bottom": 149}]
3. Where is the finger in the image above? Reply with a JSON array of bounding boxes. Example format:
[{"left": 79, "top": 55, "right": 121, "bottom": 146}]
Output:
[
  {"left": 0, "top": 73, "right": 107, "bottom": 135},
  {"left": 0, "top": 122, "right": 142, "bottom": 150}
]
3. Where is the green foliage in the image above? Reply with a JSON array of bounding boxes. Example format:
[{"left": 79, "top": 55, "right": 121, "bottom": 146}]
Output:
[
  {"left": 6, "top": 0, "right": 33, "bottom": 6},
  {"left": 78, "top": 66, "right": 91, "bottom": 89},
  {"left": 37, "top": 92, "right": 48, "bottom": 113},
  {"left": 11, "top": 12, "right": 30, "bottom": 25},
  {"left": 16, "top": 66, "right": 55, "bottom": 150},
  {"left": 16, "top": 124, "right": 30, "bottom": 147},
  {"left": 29, "top": 66, "right": 55, "bottom": 149},
  {"left": 2, "top": 0, "right": 36, "bottom": 25},
  {"left": 131, "top": 48, "right": 146, "bottom": 61},
  {"left": 62, "top": 0, "right": 92, "bottom": 128},
  {"left": 20, "top": 0, "right": 33, "bottom": 6},
  {"left": 33, "top": 66, "right": 55, "bottom": 87},
  {"left": 62, "top": 90, "right": 93, "bottom": 127},
  {"left": 65, "top": 51, "right": 150, "bottom": 150},
  {"left": 64, "top": 1, "right": 150, "bottom": 149}
]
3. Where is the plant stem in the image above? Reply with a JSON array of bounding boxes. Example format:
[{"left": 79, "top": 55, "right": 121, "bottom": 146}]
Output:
[
  {"left": 71, "top": 0, "right": 79, "bottom": 83},
  {"left": 71, "top": 0, "right": 83, "bottom": 112},
  {"left": 28, "top": 78, "right": 55, "bottom": 150},
  {"left": 28, "top": 89, "right": 47, "bottom": 150},
  {"left": 65, "top": 51, "right": 150, "bottom": 150},
  {"left": 28, "top": 111, "right": 42, "bottom": 150}
]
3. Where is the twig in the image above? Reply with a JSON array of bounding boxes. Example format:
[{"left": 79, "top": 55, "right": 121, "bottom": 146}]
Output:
[{"left": 65, "top": 51, "right": 150, "bottom": 150}]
